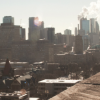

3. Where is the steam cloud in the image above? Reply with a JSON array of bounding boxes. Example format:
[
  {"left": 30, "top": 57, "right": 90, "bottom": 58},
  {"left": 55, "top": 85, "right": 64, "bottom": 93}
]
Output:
[{"left": 78, "top": 0, "right": 100, "bottom": 20}]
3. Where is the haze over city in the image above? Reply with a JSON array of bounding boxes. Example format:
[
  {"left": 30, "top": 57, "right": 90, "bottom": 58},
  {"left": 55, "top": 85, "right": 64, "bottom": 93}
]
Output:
[
  {"left": 1, "top": 0, "right": 100, "bottom": 100},
  {"left": 0, "top": 0, "right": 98, "bottom": 39}
]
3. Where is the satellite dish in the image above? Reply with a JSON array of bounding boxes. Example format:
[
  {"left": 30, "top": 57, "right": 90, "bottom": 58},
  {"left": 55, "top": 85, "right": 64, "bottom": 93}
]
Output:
[{"left": 19, "top": 89, "right": 26, "bottom": 95}]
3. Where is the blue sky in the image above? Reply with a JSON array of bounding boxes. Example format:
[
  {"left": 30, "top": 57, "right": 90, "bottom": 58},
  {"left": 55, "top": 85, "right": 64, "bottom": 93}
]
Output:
[{"left": 0, "top": 0, "right": 97, "bottom": 39}]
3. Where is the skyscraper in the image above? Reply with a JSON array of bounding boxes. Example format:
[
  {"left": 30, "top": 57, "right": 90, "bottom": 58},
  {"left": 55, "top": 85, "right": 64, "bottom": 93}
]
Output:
[
  {"left": 64, "top": 29, "right": 71, "bottom": 35},
  {"left": 89, "top": 18, "right": 99, "bottom": 34},
  {"left": 3, "top": 16, "right": 14, "bottom": 25},
  {"left": 75, "top": 27, "right": 77, "bottom": 36},
  {"left": 74, "top": 34, "right": 83, "bottom": 54},
  {"left": 80, "top": 18, "right": 89, "bottom": 35},
  {"left": 28, "top": 17, "right": 44, "bottom": 42},
  {"left": 0, "top": 16, "right": 25, "bottom": 44},
  {"left": 47, "top": 28, "right": 55, "bottom": 43},
  {"left": 95, "top": 21, "right": 99, "bottom": 34}
]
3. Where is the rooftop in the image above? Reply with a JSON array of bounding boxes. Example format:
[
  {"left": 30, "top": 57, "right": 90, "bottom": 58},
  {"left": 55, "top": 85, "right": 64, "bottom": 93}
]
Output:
[
  {"left": 49, "top": 72, "right": 100, "bottom": 100},
  {"left": 39, "top": 79, "right": 81, "bottom": 84},
  {"left": 30, "top": 98, "right": 39, "bottom": 100},
  {"left": 0, "top": 91, "right": 28, "bottom": 99},
  {"left": 0, "top": 62, "right": 28, "bottom": 65},
  {"left": 33, "top": 61, "right": 44, "bottom": 65}
]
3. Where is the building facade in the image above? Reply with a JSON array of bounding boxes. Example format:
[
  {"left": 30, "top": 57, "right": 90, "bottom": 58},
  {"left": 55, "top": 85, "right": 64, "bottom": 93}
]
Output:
[
  {"left": 80, "top": 18, "right": 89, "bottom": 35},
  {"left": 28, "top": 17, "right": 44, "bottom": 42},
  {"left": 74, "top": 35, "right": 83, "bottom": 54},
  {"left": 64, "top": 29, "right": 71, "bottom": 35}
]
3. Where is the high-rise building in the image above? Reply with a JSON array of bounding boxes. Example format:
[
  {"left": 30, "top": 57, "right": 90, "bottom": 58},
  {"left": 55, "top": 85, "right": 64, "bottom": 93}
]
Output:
[
  {"left": 75, "top": 27, "right": 77, "bottom": 36},
  {"left": 47, "top": 28, "right": 55, "bottom": 43},
  {"left": 67, "top": 35, "right": 75, "bottom": 47},
  {"left": 3, "top": 16, "right": 14, "bottom": 25},
  {"left": 64, "top": 29, "right": 71, "bottom": 35},
  {"left": 95, "top": 21, "right": 99, "bottom": 34},
  {"left": 28, "top": 17, "right": 44, "bottom": 42},
  {"left": 89, "top": 18, "right": 97, "bottom": 33},
  {"left": 80, "top": 18, "right": 89, "bottom": 35},
  {"left": 55, "top": 33, "right": 63, "bottom": 44},
  {"left": 40, "top": 28, "right": 55, "bottom": 43},
  {"left": 82, "top": 35, "right": 89, "bottom": 50},
  {"left": 21, "top": 28, "right": 26, "bottom": 40},
  {"left": 40, "top": 28, "right": 48, "bottom": 40},
  {"left": 0, "top": 16, "right": 25, "bottom": 45},
  {"left": 78, "top": 29, "right": 85, "bottom": 36},
  {"left": 88, "top": 33, "right": 99, "bottom": 46},
  {"left": 74, "top": 34, "right": 83, "bottom": 54}
]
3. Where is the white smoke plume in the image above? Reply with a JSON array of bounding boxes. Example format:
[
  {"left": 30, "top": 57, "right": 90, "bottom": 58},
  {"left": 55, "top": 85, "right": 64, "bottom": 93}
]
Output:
[{"left": 78, "top": 0, "right": 100, "bottom": 20}]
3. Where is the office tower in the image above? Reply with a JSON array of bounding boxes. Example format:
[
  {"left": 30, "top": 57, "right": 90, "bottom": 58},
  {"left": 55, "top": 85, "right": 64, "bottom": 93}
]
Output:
[
  {"left": 40, "top": 21, "right": 44, "bottom": 30},
  {"left": 21, "top": 28, "right": 26, "bottom": 40},
  {"left": 80, "top": 18, "right": 89, "bottom": 35},
  {"left": 0, "top": 16, "right": 25, "bottom": 45},
  {"left": 78, "top": 30, "right": 85, "bottom": 36},
  {"left": 89, "top": 18, "right": 96, "bottom": 33},
  {"left": 67, "top": 35, "right": 75, "bottom": 47},
  {"left": 55, "top": 33, "right": 63, "bottom": 44},
  {"left": 75, "top": 27, "right": 77, "bottom": 36},
  {"left": 40, "top": 28, "right": 48, "bottom": 40},
  {"left": 82, "top": 35, "right": 89, "bottom": 50},
  {"left": 88, "top": 33, "right": 99, "bottom": 46},
  {"left": 95, "top": 21, "right": 99, "bottom": 34},
  {"left": 3, "top": 16, "right": 14, "bottom": 25},
  {"left": 74, "top": 34, "right": 83, "bottom": 54},
  {"left": 62, "top": 35, "right": 67, "bottom": 44},
  {"left": 28, "top": 17, "right": 44, "bottom": 42},
  {"left": 47, "top": 28, "right": 55, "bottom": 43},
  {"left": 64, "top": 29, "right": 71, "bottom": 35}
]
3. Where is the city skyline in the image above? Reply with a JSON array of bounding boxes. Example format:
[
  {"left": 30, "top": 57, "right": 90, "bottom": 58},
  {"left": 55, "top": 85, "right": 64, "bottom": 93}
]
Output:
[{"left": 0, "top": 0, "right": 98, "bottom": 39}]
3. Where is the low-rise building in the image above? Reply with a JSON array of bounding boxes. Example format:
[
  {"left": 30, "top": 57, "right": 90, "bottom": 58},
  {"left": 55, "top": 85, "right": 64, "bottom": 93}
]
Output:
[
  {"left": 54, "top": 52, "right": 93, "bottom": 65},
  {"left": 0, "top": 90, "right": 30, "bottom": 100},
  {"left": 49, "top": 72, "right": 100, "bottom": 100},
  {"left": 37, "top": 79, "right": 81, "bottom": 96}
]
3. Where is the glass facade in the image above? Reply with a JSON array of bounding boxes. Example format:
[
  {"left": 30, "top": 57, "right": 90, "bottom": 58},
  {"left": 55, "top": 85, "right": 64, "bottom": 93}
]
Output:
[
  {"left": 81, "top": 19, "right": 89, "bottom": 35},
  {"left": 3, "top": 16, "right": 14, "bottom": 25},
  {"left": 64, "top": 29, "right": 71, "bottom": 35}
]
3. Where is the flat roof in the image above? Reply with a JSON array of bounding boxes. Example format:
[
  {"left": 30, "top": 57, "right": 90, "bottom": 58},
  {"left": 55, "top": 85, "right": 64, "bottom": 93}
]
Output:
[
  {"left": 49, "top": 72, "right": 100, "bottom": 100},
  {"left": 0, "top": 91, "right": 28, "bottom": 99},
  {"left": 0, "top": 62, "right": 28, "bottom": 65},
  {"left": 30, "top": 98, "right": 39, "bottom": 100},
  {"left": 33, "top": 61, "right": 44, "bottom": 65},
  {"left": 39, "top": 79, "right": 81, "bottom": 84}
]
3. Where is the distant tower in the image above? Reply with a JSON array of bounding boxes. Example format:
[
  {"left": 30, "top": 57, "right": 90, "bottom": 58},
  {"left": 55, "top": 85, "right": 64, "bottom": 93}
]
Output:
[
  {"left": 80, "top": 18, "right": 89, "bottom": 35},
  {"left": 89, "top": 18, "right": 99, "bottom": 34},
  {"left": 75, "top": 27, "right": 77, "bottom": 36},
  {"left": 47, "top": 28, "right": 55, "bottom": 43},
  {"left": 3, "top": 16, "right": 14, "bottom": 25},
  {"left": 28, "top": 17, "right": 44, "bottom": 42},
  {"left": 74, "top": 35, "right": 83, "bottom": 54},
  {"left": 64, "top": 29, "right": 71, "bottom": 35}
]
